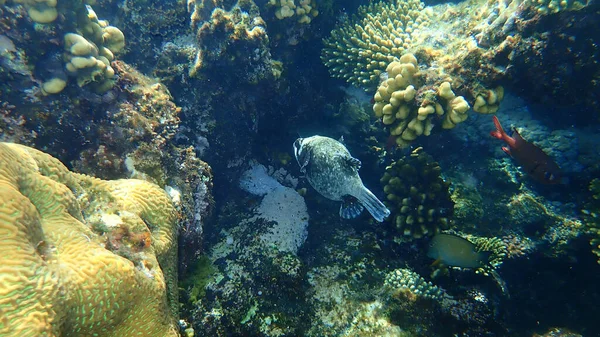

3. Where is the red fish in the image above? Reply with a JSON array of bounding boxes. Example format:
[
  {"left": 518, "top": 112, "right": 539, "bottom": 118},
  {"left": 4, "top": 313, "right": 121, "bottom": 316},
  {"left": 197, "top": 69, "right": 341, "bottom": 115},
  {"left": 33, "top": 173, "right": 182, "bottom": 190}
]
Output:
[{"left": 490, "top": 116, "right": 562, "bottom": 184}]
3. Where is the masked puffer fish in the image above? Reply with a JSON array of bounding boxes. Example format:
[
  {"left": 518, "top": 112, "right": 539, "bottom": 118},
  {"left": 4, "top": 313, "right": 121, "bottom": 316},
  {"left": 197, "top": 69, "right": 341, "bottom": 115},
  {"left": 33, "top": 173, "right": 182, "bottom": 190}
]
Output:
[{"left": 293, "top": 135, "right": 391, "bottom": 222}]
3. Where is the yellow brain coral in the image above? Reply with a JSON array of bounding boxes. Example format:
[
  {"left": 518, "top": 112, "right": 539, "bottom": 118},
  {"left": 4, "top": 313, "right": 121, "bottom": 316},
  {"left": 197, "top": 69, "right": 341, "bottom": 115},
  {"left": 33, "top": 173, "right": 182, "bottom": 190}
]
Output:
[{"left": 0, "top": 143, "right": 179, "bottom": 337}]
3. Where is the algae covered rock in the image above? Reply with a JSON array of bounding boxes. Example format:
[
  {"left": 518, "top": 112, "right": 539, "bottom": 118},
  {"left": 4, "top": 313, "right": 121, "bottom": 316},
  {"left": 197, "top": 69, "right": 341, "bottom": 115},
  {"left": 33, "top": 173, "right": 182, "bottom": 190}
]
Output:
[{"left": 0, "top": 142, "right": 179, "bottom": 337}]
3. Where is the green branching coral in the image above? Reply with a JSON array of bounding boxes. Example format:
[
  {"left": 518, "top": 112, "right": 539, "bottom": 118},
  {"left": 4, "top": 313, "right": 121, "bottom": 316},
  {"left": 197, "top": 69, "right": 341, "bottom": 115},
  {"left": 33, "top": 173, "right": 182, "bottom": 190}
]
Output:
[
  {"left": 466, "top": 235, "right": 508, "bottom": 276},
  {"left": 384, "top": 268, "right": 447, "bottom": 301},
  {"left": 380, "top": 148, "right": 453, "bottom": 239},
  {"left": 321, "top": 0, "right": 429, "bottom": 89}
]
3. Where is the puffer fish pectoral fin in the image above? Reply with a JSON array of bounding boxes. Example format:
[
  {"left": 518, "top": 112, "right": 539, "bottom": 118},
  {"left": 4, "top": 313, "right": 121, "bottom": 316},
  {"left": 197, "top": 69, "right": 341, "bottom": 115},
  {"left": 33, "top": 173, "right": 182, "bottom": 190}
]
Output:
[
  {"left": 340, "top": 196, "right": 364, "bottom": 219},
  {"left": 347, "top": 156, "right": 361, "bottom": 170},
  {"left": 299, "top": 151, "right": 312, "bottom": 173}
]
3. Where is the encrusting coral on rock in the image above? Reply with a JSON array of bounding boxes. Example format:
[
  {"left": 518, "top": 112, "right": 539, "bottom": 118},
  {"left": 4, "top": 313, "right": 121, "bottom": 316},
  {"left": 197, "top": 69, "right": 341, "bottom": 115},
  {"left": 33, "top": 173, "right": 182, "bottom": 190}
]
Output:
[
  {"left": 0, "top": 142, "right": 179, "bottom": 337},
  {"left": 187, "top": 0, "right": 280, "bottom": 83}
]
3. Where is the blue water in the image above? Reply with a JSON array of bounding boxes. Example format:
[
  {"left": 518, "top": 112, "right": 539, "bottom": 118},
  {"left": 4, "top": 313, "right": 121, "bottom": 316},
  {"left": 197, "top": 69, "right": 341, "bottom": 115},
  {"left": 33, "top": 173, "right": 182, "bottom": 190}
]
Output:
[{"left": 1, "top": 0, "right": 599, "bottom": 336}]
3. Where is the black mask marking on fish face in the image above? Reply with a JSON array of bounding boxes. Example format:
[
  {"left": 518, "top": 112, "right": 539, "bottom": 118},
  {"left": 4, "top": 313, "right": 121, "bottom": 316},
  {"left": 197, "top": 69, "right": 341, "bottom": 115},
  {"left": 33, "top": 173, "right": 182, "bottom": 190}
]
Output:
[
  {"left": 293, "top": 138, "right": 304, "bottom": 161},
  {"left": 293, "top": 138, "right": 310, "bottom": 173}
]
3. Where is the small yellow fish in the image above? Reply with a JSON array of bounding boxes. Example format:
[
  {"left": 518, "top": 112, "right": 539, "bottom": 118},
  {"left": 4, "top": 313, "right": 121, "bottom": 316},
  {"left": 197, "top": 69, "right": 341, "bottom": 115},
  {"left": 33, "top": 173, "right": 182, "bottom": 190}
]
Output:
[{"left": 427, "top": 233, "right": 489, "bottom": 269}]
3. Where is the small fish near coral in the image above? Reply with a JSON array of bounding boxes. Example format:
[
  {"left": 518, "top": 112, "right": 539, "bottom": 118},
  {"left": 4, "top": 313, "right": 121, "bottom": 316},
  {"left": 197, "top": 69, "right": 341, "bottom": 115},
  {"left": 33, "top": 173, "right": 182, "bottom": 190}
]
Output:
[
  {"left": 490, "top": 116, "right": 562, "bottom": 184},
  {"left": 427, "top": 233, "right": 489, "bottom": 269},
  {"left": 293, "top": 135, "right": 391, "bottom": 222}
]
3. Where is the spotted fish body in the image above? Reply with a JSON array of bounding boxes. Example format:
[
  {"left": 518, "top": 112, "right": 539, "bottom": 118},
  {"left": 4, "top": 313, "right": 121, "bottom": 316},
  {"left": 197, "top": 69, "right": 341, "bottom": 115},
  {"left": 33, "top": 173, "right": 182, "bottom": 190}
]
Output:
[{"left": 293, "top": 136, "right": 390, "bottom": 222}]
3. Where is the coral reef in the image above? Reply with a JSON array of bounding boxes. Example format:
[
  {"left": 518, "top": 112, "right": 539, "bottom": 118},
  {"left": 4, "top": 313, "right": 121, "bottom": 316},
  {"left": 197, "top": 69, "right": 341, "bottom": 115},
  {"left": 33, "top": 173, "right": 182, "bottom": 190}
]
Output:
[
  {"left": 319, "top": 0, "right": 594, "bottom": 124},
  {"left": 464, "top": 234, "right": 508, "bottom": 276},
  {"left": 187, "top": 0, "right": 280, "bottom": 84},
  {"left": 0, "top": 142, "right": 179, "bottom": 336},
  {"left": 1, "top": 0, "right": 125, "bottom": 95},
  {"left": 61, "top": 6, "right": 125, "bottom": 94},
  {"left": 384, "top": 268, "right": 447, "bottom": 301},
  {"left": 380, "top": 148, "right": 453, "bottom": 239},
  {"left": 12, "top": 0, "right": 58, "bottom": 23},
  {"left": 373, "top": 54, "right": 471, "bottom": 147},
  {"left": 321, "top": 0, "right": 429, "bottom": 88},
  {"left": 267, "top": 0, "right": 318, "bottom": 24}
]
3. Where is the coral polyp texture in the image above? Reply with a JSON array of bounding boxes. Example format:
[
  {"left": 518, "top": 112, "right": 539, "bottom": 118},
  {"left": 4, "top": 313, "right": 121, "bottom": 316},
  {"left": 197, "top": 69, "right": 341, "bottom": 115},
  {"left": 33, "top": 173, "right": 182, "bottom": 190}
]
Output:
[
  {"left": 373, "top": 54, "right": 471, "bottom": 147},
  {"left": 0, "top": 143, "right": 179, "bottom": 337},
  {"left": 321, "top": 0, "right": 429, "bottom": 88},
  {"left": 384, "top": 268, "right": 447, "bottom": 301},
  {"left": 380, "top": 148, "right": 453, "bottom": 239}
]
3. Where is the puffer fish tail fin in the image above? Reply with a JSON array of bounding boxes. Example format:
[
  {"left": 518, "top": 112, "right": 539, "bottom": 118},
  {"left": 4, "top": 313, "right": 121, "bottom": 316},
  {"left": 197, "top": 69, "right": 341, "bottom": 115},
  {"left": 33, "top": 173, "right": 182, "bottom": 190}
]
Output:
[
  {"left": 340, "top": 196, "right": 364, "bottom": 219},
  {"left": 355, "top": 187, "right": 390, "bottom": 222}
]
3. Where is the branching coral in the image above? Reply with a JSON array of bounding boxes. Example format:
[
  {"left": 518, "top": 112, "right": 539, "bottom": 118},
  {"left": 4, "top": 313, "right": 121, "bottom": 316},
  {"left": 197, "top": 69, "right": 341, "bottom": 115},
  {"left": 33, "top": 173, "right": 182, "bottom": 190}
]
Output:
[
  {"left": 384, "top": 268, "right": 447, "bottom": 301},
  {"left": 321, "top": 0, "right": 513, "bottom": 116},
  {"left": 0, "top": 142, "right": 179, "bottom": 337},
  {"left": 373, "top": 54, "right": 471, "bottom": 147},
  {"left": 321, "top": 0, "right": 429, "bottom": 89},
  {"left": 466, "top": 235, "right": 508, "bottom": 276},
  {"left": 380, "top": 148, "right": 453, "bottom": 239}
]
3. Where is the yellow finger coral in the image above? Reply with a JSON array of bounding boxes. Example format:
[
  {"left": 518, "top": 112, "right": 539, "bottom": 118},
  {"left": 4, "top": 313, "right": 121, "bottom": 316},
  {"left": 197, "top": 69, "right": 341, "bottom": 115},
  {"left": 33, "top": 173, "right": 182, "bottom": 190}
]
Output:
[
  {"left": 472, "top": 86, "right": 504, "bottom": 114},
  {"left": 267, "top": 0, "right": 318, "bottom": 24},
  {"left": 0, "top": 142, "right": 179, "bottom": 337},
  {"left": 13, "top": 0, "right": 58, "bottom": 23},
  {"left": 373, "top": 54, "right": 470, "bottom": 147},
  {"left": 61, "top": 5, "right": 125, "bottom": 93}
]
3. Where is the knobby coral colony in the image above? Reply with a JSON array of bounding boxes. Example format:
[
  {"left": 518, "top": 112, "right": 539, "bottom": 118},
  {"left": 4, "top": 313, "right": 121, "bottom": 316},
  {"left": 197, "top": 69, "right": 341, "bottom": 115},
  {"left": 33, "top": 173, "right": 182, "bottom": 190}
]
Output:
[
  {"left": 21, "top": 0, "right": 127, "bottom": 95},
  {"left": 384, "top": 268, "right": 447, "bottom": 301},
  {"left": 320, "top": 0, "right": 512, "bottom": 146},
  {"left": 373, "top": 54, "right": 472, "bottom": 147},
  {"left": 0, "top": 143, "right": 179, "bottom": 336},
  {"left": 267, "top": 0, "right": 319, "bottom": 24},
  {"left": 380, "top": 148, "right": 453, "bottom": 239}
]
